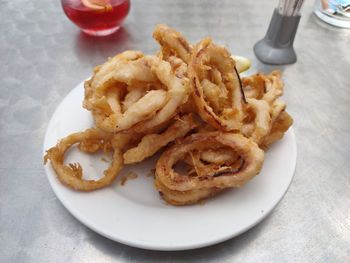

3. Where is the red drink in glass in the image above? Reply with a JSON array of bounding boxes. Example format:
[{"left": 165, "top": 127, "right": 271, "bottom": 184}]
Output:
[{"left": 61, "top": 0, "right": 130, "bottom": 36}]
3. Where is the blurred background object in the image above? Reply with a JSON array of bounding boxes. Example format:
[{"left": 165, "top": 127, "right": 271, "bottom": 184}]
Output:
[
  {"left": 254, "top": 0, "right": 304, "bottom": 65},
  {"left": 314, "top": 0, "right": 350, "bottom": 28},
  {"left": 61, "top": 0, "right": 130, "bottom": 36}
]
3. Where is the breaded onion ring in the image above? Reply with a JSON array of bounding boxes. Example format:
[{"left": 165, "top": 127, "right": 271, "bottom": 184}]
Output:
[
  {"left": 44, "top": 129, "right": 123, "bottom": 191},
  {"left": 189, "top": 38, "right": 245, "bottom": 131},
  {"left": 156, "top": 132, "right": 264, "bottom": 191}
]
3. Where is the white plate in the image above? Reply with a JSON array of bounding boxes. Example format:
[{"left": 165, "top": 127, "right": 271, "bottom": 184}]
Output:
[{"left": 43, "top": 81, "right": 297, "bottom": 251}]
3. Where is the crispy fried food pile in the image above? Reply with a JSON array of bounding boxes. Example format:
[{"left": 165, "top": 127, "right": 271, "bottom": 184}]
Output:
[{"left": 44, "top": 24, "right": 293, "bottom": 205}]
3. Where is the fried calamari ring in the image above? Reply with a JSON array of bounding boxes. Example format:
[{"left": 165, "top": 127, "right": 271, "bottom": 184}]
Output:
[
  {"left": 89, "top": 51, "right": 158, "bottom": 91},
  {"left": 121, "top": 86, "right": 147, "bottom": 112},
  {"left": 84, "top": 51, "right": 159, "bottom": 111},
  {"left": 261, "top": 111, "right": 293, "bottom": 148},
  {"left": 242, "top": 73, "right": 266, "bottom": 99},
  {"left": 84, "top": 52, "right": 168, "bottom": 132},
  {"left": 93, "top": 89, "right": 168, "bottom": 132},
  {"left": 242, "top": 71, "right": 284, "bottom": 104},
  {"left": 44, "top": 129, "right": 123, "bottom": 191},
  {"left": 189, "top": 38, "right": 245, "bottom": 131},
  {"left": 241, "top": 71, "right": 291, "bottom": 147},
  {"left": 112, "top": 130, "right": 145, "bottom": 152},
  {"left": 123, "top": 114, "right": 197, "bottom": 164},
  {"left": 153, "top": 24, "right": 193, "bottom": 63},
  {"left": 185, "top": 151, "right": 237, "bottom": 179},
  {"left": 154, "top": 177, "right": 223, "bottom": 206},
  {"left": 183, "top": 149, "right": 244, "bottom": 182},
  {"left": 270, "top": 99, "right": 287, "bottom": 123},
  {"left": 133, "top": 59, "right": 190, "bottom": 132},
  {"left": 182, "top": 147, "right": 239, "bottom": 172},
  {"left": 241, "top": 98, "right": 271, "bottom": 144},
  {"left": 201, "top": 79, "right": 224, "bottom": 113},
  {"left": 167, "top": 56, "right": 188, "bottom": 78},
  {"left": 199, "top": 148, "right": 239, "bottom": 165},
  {"left": 156, "top": 132, "right": 264, "bottom": 191},
  {"left": 262, "top": 71, "right": 284, "bottom": 104},
  {"left": 78, "top": 136, "right": 112, "bottom": 153}
]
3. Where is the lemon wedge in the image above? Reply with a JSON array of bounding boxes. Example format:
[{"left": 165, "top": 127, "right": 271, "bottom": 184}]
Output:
[
  {"left": 232, "top": 55, "right": 251, "bottom": 73},
  {"left": 81, "top": 0, "right": 111, "bottom": 10}
]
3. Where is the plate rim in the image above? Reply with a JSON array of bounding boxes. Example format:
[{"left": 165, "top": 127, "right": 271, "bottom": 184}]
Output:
[{"left": 43, "top": 81, "right": 297, "bottom": 251}]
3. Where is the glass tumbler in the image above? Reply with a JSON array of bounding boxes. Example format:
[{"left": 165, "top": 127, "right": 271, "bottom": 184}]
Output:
[{"left": 61, "top": 0, "right": 131, "bottom": 36}]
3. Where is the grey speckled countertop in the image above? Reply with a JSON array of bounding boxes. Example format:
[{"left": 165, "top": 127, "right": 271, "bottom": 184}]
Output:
[{"left": 1, "top": 0, "right": 350, "bottom": 262}]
